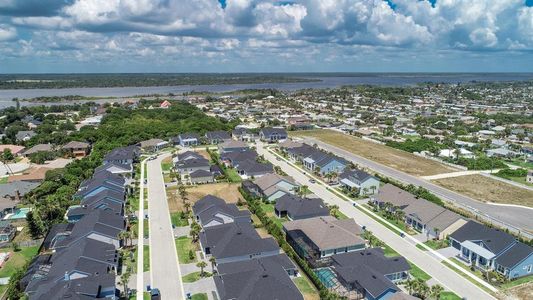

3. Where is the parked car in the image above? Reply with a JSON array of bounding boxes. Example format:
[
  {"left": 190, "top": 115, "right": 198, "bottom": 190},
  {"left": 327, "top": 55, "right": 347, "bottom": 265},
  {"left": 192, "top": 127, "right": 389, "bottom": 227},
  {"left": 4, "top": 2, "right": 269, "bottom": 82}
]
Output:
[
  {"left": 150, "top": 288, "right": 161, "bottom": 300},
  {"left": 309, "top": 179, "right": 316, "bottom": 184}
]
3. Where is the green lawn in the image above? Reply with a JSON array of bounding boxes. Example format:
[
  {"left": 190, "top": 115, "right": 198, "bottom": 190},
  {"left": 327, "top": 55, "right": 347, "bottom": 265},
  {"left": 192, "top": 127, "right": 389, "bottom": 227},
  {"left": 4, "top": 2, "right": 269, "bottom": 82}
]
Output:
[
  {"left": 409, "top": 262, "right": 432, "bottom": 281},
  {"left": 170, "top": 212, "right": 189, "bottom": 227},
  {"left": 439, "top": 291, "right": 462, "bottom": 300},
  {"left": 260, "top": 203, "right": 286, "bottom": 229},
  {"left": 176, "top": 236, "right": 197, "bottom": 264},
  {"left": 499, "top": 274, "right": 533, "bottom": 289},
  {"left": 293, "top": 277, "right": 316, "bottom": 295},
  {"left": 129, "top": 195, "right": 140, "bottom": 212},
  {"left": 423, "top": 239, "right": 449, "bottom": 250},
  {"left": 143, "top": 219, "right": 149, "bottom": 238},
  {"left": 161, "top": 161, "right": 173, "bottom": 171},
  {"left": 507, "top": 159, "right": 533, "bottom": 169},
  {"left": 143, "top": 245, "right": 150, "bottom": 272},
  {"left": 441, "top": 259, "right": 494, "bottom": 294},
  {"left": 0, "top": 245, "right": 39, "bottom": 278},
  {"left": 224, "top": 168, "right": 242, "bottom": 183},
  {"left": 381, "top": 243, "right": 400, "bottom": 257},
  {"left": 182, "top": 271, "right": 212, "bottom": 283},
  {"left": 332, "top": 210, "right": 349, "bottom": 220},
  {"left": 191, "top": 293, "right": 208, "bottom": 300},
  {"left": 0, "top": 177, "right": 7, "bottom": 184}
]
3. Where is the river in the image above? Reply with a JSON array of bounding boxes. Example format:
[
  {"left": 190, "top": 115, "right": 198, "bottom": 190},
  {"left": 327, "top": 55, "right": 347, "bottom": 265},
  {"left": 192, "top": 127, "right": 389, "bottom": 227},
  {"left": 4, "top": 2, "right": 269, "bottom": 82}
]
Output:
[{"left": 1, "top": 73, "right": 532, "bottom": 109}]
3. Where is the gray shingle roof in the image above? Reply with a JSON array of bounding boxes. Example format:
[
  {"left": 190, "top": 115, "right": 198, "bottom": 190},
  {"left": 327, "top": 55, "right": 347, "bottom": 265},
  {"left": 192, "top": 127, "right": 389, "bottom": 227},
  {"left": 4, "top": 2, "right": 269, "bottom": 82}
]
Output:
[
  {"left": 214, "top": 254, "right": 302, "bottom": 300},
  {"left": 449, "top": 220, "right": 516, "bottom": 254},
  {"left": 274, "top": 194, "right": 329, "bottom": 220},
  {"left": 200, "top": 222, "right": 279, "bottom": 260},
  {"left": 495, "top": 242, "right": 533, "bottom": 269}
]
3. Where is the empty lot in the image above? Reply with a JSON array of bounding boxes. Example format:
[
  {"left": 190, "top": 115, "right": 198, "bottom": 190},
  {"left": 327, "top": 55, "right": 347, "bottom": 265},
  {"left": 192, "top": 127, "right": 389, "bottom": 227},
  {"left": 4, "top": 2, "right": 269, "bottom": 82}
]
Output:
[
  {"left": 167, "top": 182, "right": 241, "bottom": 212},
  {"left": 433, "top": 175, "right": 533, "bottom": 208},
  {"left": 291, "top": 129, "right": 456, "bottom": 176}
]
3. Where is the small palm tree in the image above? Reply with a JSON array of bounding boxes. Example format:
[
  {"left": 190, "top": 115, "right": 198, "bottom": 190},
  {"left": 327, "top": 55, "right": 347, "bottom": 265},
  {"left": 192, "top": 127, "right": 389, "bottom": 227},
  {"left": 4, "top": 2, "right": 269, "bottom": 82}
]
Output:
[
  {"left": 209, "top": 256, "right": 216, "bottom": 272},
  {"left": 429, "top": 284, "right": 444, "bottom": 300},
  {"left": 184, "top": 202, "right": 191, "bottom": 214},
  {"left": 197, "top": 261, "right": 208, "bottom": 276},
  {"left": 405, "top": 279, "right": 416, "bottom": 295}
]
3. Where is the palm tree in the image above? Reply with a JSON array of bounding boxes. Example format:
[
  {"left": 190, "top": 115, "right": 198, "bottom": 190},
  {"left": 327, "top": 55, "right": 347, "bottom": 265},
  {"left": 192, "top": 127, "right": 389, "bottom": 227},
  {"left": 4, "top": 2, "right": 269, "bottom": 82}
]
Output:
[
  {"left": 297, "top": 185, "right": 310, "bottom": 199},
  {"left": 178, "top": 185, "right": 188, "bottom": 204},
  {"left": 414, "top": 278, "right": 429, "bottom": 299},
  {"left": 190, "top": 222, "right": 201, "bottom": 243},
  {"left": 197, "top": 261, "right": 208, "bottom": 276},
  {"left": 405, "top": 279, "right": 416, "bottom": 295},
  {"left": 329, "top": 204, "right": 339, "bottom": 219},
  {"left": 429, "top": 284, "right": 444, "bottom": 300},
  {"left": 209, "top": 256, "right": 216, "bottom": 272},
  {"left": 184, "top": 202, "right": 191, "bottom": 214},
  {"left": 120, "top": 268, "right": 131, "bottom": 297},
  {"left": 118, "top": 231, "right": 129, "bottom": 248},
  {"left": 433, "top": 227, "right": 440, "bottom": 240}
]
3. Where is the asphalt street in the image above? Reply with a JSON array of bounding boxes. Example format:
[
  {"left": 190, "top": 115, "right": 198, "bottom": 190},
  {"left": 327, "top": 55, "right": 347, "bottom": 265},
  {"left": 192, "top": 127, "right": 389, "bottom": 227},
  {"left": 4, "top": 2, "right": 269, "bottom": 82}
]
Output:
[
  {"left": 303, "top": 137, "right": 533, "bottom": 234},
  {"left": 257, "top": 142, "right": 496, "bottom": 300},
  {"left": 147, "top": 154, "right": 185, "bottom": 300}
]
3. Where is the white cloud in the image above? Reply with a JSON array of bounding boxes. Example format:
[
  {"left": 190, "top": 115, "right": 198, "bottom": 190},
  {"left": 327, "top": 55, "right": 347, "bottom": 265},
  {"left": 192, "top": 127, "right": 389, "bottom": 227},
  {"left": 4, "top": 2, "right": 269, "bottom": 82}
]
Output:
[{"left": 0, "top": 25, "right": 16, "bottom": 41}]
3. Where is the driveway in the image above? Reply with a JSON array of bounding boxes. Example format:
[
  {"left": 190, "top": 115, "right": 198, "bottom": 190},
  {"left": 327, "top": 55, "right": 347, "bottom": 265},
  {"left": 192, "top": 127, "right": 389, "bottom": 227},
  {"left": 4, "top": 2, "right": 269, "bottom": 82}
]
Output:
[
  {"left": 257, "top": 142, "right": 496, "bottom": 300},
  {"left": 183, "top": 277, "right": 217, "bottom": 300},
  {"left": 147, "top": 154, "right": 185, "bottom": 300},
  {"left": 436, "top": 246, "right": 460, "bottom": 259}
]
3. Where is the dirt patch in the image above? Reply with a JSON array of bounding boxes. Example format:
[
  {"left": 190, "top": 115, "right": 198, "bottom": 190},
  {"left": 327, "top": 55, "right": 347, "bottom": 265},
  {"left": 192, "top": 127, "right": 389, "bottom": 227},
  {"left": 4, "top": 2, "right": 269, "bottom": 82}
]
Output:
[
  {"left": 167, "top": 182, "right": 242, "bottom": 213},
  {"left": 291, "top": 129, "right": 456, "bottom": 177},
  {"left": 195, "top": 150, "right": 211, "bottom": 160},
  {"left": 498, "top": 282, "right": 533, "bottom": 300},
  {"left": 433, "top": 175, "right": 533, "bottom": 208}
]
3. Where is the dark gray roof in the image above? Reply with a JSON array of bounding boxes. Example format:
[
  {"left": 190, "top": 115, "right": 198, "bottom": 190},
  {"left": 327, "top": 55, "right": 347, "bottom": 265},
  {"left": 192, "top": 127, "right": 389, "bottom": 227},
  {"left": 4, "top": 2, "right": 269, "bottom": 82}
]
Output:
[
  {"left": 54, "top": 209, "right": 125, "bottom": 249},
  {"left": 179, "top": 132, "right": 200, "bottom": 140},
  {"left": 0, "top": 181, "right": 40, "bottom": 198},
  {"left": 214, "top": 254, "right": 302, "bottom": 300},
  {"left": 206, "top": 130, "right": 231, "bottom": 140},
  {"left": 217, "top": 253, "right": 296, "bottom": 274},
  {"left": 29, "top": 273, "right": 115, "bottom": 300},
  {"left": 200, "top": 222, "right": 279, "bottom": 260},
  {"left": 260, "top": 127, "right": 288, "bottom": 137},
  {"left": 193, "top": 195, "right": 226, "bottom": 214},
  {"left": 495, "top": 242, "right": 533, "bottom": 269},
  {"left": 190, "top": 169, "right": 213, "bottom": 178},
  {"left": 94, "top": 162, "right": 132, "bottom": 174},
  {"left": 194, "top": 197, "right": 250, "bottom": 227},
  {"left": 103, "top": 145, "right": 139, "bottom": 162},
  {"left": 449, "top": 220, "right": 516, "bottom": 254},
  {"left": 340, "top": 169, "right": 375, "bottom": 183},
  {"left": 221, "top": 150, "right": 258, "bottom": 164},
  {"left": 177, "top": 151, "right": 204, "bottom": 161},
  {"left": 274, "top": 194, "right": 329, "bottom": 220},
  {"left": 176, "top": 158, "right": 210, "bottom": 169},
  {"left": 235, "top": 160, "right": 273, "bottom": 175},
  {"left": 332, "top": 248, "right": 409, "bottom": 299}
]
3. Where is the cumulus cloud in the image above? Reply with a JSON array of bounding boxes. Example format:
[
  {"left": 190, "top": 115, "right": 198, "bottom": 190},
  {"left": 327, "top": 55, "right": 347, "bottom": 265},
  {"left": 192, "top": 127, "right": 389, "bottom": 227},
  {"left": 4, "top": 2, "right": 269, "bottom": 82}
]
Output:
[{"left": 0, "top": 0, "right": 532, "bottom": 71}]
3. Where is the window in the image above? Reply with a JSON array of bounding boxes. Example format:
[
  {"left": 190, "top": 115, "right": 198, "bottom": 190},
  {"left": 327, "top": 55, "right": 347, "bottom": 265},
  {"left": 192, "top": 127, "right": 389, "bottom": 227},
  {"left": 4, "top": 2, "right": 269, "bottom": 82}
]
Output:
[{"left": 526, "top": 265, "right": 532, "bottom": 273}]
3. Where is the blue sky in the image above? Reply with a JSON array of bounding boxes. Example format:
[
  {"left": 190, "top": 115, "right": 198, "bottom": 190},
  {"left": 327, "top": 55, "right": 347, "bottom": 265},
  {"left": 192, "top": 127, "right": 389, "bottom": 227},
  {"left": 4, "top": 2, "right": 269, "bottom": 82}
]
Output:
[{"left": 0, "top": 0, "right": 532, "bottom": 73}]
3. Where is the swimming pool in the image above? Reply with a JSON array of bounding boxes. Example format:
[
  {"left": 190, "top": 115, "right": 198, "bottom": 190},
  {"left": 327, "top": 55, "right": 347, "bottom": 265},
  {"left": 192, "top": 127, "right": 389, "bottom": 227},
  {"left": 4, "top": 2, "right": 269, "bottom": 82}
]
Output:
[
  {"left": 315, "top": 268, "right": 336, "bottom": 288},
  {"left": 6, "top": 208, "right": 30, "bottom": 220}
]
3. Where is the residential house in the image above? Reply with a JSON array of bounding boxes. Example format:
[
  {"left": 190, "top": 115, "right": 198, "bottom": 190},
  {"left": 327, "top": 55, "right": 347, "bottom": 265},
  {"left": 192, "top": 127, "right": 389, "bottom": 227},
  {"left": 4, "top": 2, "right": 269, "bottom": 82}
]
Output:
[
  {"left": 494, "top": 242, "right": 533, "bottom": 280},
  {"left": 199, "top": 222, "right": 279, "bottom": 264},
  {"left": 259, "top": 127, "right": 288, "bottom": 142},
  {"left": 339, "top": 169, "right": 380, "bottom": 196},
  {"left": 62, "top": 141, "right": 91, "bottom": 158},
  {"left": 177, "top": 133, "right": 200, "bottom": 147},
  {"left": 302, "top": 150, "right": 349, "bottom": 176},
  {"left": 94, "top": 162, "right": 133, "bottom": 177},
  {"left": 214, "top": 254, "right": 303, "bottom": 300},
  {"left": 16, "top": 130, "right": 36, "bottom": 142},
  {"left": 371, "top": 184, "right": 466, "bottom": 240},
  {"left": 0, "top": 181, "right": 40, "bottom": 218},
  {"left": 192, "top": 195, "right": 251, "bottom": 228},
  {"left": 0, "top": 221, "right": 16, "bottom": 244},
  {"left": 103, "top": 145, "right": 139, "bottom": 165},
  {"left": 160, "top": 100, "right": 171, "bottom": 108},
  {"left": 449, "top": 220, "right": 528, "bottom": 277},
  {"left": 139, "top": 138, "right": 169, "bottom": 152},
  {"left": 274, "top": 194, "right": 329, "bottom": 220},
  {"left": 175, "top": 151, "right": 205, "bottom": 162},
  {"left": 232, "top": 128, "right": 257, "bottom": 142},
  {"left": 249, "top": 173, "right": 299, "bottom": 202},
  {"left": 235, "top": 160, "right": 273, "bottom": 179},
  {"left": 7, "top": 167, "right": 50, "bottom": 183},
  {"left": 486, "top": 147, "right": 519, "bottom": 158},
  {"left": 52, "top": 209, "right": 126, "bottom": 250},
  {"left": 218, "top": 140, "right": 249, "bottom": 154},
  {"left": 22, "top": 144, "right": 53, "bottom": 157},
  {"left": 205, "top": 130, "right": 231, "bottom": 144},
  {"left": 220, "top": 150, "right": 257, "bottom": 167},
  {"left": 283, "top": 216, "right": 365, "bottom": 266},
  {"left": 175, "top": 157, "right": 210, "bottom": 174},
  {"left": 328, "top": 248, "right": 411, "bottom": 300},
  {"left": 0, "top": 145, "right": 25, "bottom": 156},
  {"left": 189, "top": 170, "right": 215, "bottom": 184}
]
